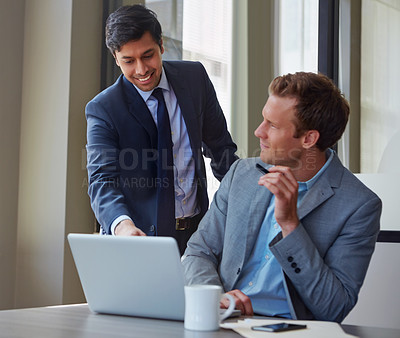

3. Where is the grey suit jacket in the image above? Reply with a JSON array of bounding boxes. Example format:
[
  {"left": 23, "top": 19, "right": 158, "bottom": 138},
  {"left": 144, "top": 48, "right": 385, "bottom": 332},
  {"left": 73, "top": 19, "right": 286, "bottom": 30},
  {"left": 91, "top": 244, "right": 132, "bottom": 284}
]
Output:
[{"left": 182, "top": 153, "right": 381, "bottom": 322}]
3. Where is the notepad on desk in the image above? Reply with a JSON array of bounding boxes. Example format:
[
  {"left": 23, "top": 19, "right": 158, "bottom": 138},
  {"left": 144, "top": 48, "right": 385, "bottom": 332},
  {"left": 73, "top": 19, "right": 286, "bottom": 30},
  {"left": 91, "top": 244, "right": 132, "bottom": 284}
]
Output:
[{"left": 220, "top": 318, "right": 357, "bottom": 338}]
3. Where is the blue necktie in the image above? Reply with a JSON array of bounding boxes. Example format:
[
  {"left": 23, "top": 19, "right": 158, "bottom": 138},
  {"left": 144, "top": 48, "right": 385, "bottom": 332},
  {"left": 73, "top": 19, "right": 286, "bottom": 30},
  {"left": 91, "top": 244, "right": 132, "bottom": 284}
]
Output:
[{"left": 152, "top": 88, "right": 175, "bottom": 236}]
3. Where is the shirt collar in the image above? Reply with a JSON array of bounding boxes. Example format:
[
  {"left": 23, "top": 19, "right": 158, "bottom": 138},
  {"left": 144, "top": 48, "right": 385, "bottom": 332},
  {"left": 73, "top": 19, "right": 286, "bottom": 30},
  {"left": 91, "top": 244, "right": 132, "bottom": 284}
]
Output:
[{"left": 131, "top": 67, "right": 170, "bottom": 102}]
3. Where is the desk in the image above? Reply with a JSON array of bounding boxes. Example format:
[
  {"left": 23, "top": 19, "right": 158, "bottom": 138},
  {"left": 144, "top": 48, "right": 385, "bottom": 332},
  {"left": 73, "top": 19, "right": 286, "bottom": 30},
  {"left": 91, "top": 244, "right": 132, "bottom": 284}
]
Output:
[{"left": 1, "top": 304, "right": 399, "bottom": 338}]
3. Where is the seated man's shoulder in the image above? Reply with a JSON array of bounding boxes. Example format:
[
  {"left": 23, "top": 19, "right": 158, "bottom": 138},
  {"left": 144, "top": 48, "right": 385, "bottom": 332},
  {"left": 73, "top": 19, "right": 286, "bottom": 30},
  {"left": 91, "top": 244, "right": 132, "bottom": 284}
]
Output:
[
  {"left": 339, "top": 169, "right": 382, "bottom": 208},
  {"left": 343, "top": 169, "right": 376, "bottom": 192},
  {"left": 228, "top": 157, "right": 261, "bottom": 180},
  {"left": 235, "top": 157, "right": 259, "bottom": 169}
]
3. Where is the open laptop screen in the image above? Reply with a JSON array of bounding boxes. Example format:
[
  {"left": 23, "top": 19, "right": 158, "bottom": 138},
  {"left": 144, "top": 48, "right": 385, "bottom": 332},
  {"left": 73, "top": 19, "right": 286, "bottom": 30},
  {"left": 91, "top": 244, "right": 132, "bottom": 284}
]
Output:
[{"left": 68, "top": 234, "right": 185, "bottom": 320}]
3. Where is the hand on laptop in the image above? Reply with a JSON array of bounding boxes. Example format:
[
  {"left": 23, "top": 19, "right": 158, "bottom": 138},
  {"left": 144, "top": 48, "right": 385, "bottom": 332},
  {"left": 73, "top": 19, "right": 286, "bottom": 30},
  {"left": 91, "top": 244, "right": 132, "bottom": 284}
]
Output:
[
  {"left": 115, "top": 219, "right": 146, "bottom": 236},
  {"left": 221, "top": 289, "right": 253, "bottom": 316}
]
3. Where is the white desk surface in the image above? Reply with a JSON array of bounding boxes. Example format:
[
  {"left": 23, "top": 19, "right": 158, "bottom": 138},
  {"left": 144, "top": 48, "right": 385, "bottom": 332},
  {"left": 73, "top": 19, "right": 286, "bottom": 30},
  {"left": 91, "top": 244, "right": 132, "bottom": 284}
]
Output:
[{"left": 1, "top": 304, "right": 399, "bottom": 338}]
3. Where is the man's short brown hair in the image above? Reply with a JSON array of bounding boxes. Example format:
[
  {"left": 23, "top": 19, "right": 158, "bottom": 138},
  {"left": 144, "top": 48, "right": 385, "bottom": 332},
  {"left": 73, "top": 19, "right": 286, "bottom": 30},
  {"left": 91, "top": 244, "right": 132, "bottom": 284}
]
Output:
[{"left": 269, "top": 72, "right": 350, "bottom": 151}]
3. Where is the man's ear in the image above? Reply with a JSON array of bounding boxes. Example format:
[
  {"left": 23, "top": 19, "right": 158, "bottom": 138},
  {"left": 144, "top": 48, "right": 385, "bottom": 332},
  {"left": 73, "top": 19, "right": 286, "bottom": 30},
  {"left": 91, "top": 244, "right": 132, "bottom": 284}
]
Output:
[
  {"left": 302, "top": 130, "right": 320, "bottom": 149},
  {"left": 160, "top": 38, "right": 165, "bottom": 54},
  {"left": 112, "top": 51, "right": 121, "bottom": 67}
]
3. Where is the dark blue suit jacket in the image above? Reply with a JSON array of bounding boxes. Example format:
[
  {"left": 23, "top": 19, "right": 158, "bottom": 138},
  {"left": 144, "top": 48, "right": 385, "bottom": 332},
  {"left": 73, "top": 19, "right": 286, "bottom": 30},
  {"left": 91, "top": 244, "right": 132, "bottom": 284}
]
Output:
[{"left": 86, "top": 61, "right": 238, "bottom": 235}]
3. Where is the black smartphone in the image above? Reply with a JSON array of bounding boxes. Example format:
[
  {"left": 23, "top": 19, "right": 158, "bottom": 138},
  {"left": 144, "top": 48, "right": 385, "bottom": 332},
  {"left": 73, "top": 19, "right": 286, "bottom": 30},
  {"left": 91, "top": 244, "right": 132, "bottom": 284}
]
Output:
[{"left": 251, "top": 322, "right": 307, "bottom": 332}]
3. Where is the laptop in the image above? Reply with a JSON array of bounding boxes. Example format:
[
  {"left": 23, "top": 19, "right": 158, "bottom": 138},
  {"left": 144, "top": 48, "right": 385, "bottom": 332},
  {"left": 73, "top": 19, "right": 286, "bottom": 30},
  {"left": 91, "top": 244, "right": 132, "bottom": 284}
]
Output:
[{"left": 68, "top": 233, "right": 185, "bottom": 320}]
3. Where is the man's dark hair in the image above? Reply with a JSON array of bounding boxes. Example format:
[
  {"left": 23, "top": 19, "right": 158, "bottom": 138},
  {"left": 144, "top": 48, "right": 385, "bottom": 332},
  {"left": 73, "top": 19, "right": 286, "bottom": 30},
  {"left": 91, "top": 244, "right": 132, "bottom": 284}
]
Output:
[
  {"left": 105, "top": 4, "right": 162, "bottom": 55},
  {"left": 269, "top": 72, "right": 350, "bottom": 151}
]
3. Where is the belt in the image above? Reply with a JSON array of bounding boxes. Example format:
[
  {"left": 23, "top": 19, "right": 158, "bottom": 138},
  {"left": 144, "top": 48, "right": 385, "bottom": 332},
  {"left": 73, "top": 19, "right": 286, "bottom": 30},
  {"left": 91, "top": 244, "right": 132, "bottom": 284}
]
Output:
[{"left": 175, "top": 215, "right": 199, "bottom": 231}]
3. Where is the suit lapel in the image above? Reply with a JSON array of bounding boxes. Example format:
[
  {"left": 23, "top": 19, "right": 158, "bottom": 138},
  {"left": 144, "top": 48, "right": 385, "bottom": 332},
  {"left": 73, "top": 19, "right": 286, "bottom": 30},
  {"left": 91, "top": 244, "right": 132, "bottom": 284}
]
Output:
[
  {"left": 122, "top": 76, "right": 158, "bottom": 148},
  {"left": 234, "top": 163, "right": 273, "bottom": 284},
  {"left": 298, "top": 153, "right": 343, "bottom": 220},
  {"left": 163, "top": 62, "right": 201, "bottom": 151},
  {"left": 298, "top": 178, "right": 334, "bottom": 219},
  {"left": 226, "top": 171, "right": 272, "bottom": 290},
  {"left": 245, "top": 184, "right": 272, "bottom": 257}
]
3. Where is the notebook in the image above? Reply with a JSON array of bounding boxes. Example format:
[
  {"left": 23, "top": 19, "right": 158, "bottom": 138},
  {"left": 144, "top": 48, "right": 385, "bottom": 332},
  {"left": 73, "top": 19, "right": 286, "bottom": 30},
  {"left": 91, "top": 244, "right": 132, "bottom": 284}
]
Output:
[{"left": 68, "top": 233, "right": 185, "bottom": 320}]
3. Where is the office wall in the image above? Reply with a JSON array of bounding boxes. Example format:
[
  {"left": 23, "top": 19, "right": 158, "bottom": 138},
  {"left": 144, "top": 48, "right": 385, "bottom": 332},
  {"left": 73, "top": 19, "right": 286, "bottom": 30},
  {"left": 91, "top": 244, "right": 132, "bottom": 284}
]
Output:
[
  {"left": 62, "top": 0, "right": 103, "bottom": 304},
  {"left": 231, "top": 0, "right": 274, "bottom": 158},
  {"left": 12, "top": 0, "right": 101, "bottom": 308},
  {"left": 0, "top": 0, "right": 25, "bottom": 310},
  {"left": 15, "top": 0, "right": 72, "bottom": 307}
]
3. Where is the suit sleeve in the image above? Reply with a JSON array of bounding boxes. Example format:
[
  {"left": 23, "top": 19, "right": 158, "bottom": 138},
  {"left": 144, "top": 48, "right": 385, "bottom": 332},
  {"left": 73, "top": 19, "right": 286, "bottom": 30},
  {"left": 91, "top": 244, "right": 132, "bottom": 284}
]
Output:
[
  {"left": 86, "top": 99, "right": 131, "bottom": 234},
  {"left": 182, "top": 160, "right": 240, "bottom": 286},
  {"left": 198, "top": 64, "right": 239, "bottom": 181},
  {"left": 270, "top": 195, "right": 382, "bottom": 322}
]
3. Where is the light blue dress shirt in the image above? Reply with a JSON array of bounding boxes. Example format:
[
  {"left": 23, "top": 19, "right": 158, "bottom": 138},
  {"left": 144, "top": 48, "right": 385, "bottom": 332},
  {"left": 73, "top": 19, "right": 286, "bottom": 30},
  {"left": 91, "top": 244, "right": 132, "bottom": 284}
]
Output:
[
  {"left": 234, "top": 149, "right": 334, "bottom": 317},
  {"left": 111, "top": 68, "right": 198, "bottom": 234}
]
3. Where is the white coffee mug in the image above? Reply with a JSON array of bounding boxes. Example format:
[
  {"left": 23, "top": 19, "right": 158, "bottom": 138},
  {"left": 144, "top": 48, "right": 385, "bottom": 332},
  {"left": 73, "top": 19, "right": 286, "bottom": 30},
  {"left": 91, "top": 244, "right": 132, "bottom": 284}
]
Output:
[{"left": 184, "top": 285, "right": 236, "bottom": 331}]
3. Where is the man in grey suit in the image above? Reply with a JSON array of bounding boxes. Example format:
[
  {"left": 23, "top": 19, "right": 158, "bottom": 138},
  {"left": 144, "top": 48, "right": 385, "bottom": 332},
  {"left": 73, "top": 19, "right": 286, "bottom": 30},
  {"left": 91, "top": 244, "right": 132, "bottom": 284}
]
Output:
[{"left": 182, "top": 72, "right": 381, "bottom": 322}]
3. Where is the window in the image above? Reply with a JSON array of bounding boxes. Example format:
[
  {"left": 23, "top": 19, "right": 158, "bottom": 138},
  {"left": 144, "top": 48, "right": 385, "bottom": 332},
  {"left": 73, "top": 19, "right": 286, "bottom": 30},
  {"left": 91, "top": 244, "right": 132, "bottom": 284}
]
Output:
[
  {"left": 146, "top": 0, "right": 183, "bottom": 60},
  {"left": 149, "top": 0, "right": 233, "bottom": 201},
  {"left": 181, "top": 0, "right": 233, "bottom": 200},
  {"left": 359, "top": 0, "right": 400, "bottom": 174},
  {"left": 276, "top": 0, "right": 319, "bottom": 76}
]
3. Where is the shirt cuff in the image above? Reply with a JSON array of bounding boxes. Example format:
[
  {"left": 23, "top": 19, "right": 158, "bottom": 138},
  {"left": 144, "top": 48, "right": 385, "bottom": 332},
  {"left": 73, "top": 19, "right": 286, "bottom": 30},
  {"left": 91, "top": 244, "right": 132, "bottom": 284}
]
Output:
[{"left": 111, "top": 215, "right": 132, "bottom": 235}]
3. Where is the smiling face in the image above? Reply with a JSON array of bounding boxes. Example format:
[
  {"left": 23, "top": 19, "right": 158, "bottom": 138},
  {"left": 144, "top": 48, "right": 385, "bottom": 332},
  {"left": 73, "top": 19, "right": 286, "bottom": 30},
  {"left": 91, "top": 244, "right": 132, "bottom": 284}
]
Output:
[
  {"left": 114, "top": 31, "right": 164, "bottom": 92},
  {"left": 254, "top": 95, "right": 305, "bottom": 168}
]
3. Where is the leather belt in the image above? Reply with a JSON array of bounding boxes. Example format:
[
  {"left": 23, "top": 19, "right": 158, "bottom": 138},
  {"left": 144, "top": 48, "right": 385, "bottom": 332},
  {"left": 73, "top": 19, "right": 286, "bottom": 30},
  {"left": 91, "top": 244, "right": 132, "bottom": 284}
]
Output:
[{"left": 176, "top": 216, "right": 198, "bottom": 231}]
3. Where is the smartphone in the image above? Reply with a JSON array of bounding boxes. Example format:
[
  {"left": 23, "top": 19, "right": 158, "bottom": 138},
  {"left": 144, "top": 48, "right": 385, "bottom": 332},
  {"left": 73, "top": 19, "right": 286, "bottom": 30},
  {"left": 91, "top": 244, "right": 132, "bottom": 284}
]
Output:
[{"left": 251, "top": 322, "right": 307, "bottom": 332}]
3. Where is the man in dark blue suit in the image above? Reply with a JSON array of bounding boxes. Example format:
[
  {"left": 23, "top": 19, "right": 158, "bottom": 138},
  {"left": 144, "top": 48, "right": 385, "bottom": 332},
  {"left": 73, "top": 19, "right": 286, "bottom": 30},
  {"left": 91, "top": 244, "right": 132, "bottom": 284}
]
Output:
[{"left": 86, "top": 5, "right": 238, "bottom": 254}]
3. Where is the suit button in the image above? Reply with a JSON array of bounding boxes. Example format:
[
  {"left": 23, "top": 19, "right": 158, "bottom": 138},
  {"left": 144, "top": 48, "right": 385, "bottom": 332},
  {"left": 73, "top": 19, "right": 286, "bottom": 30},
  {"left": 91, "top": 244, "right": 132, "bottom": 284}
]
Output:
[
  {"left": 288, "top": 256, "right": 294, "bottom": 262},
  {"left": 291, "top": 262, "right": 297, "bottom": 268},
  {"left": 150, "top": 225, "right": 155, "bottom": 232},
  {"left": 295, "top": 268, "right": 301, "bottom": 273}
]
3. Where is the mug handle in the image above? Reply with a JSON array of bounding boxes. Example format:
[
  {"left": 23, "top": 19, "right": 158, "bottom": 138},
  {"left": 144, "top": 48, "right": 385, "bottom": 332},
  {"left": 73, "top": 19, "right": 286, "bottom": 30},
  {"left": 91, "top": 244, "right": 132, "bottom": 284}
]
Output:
[{"left": 219, "top": 293, "right": 236, "bottom": 321}]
